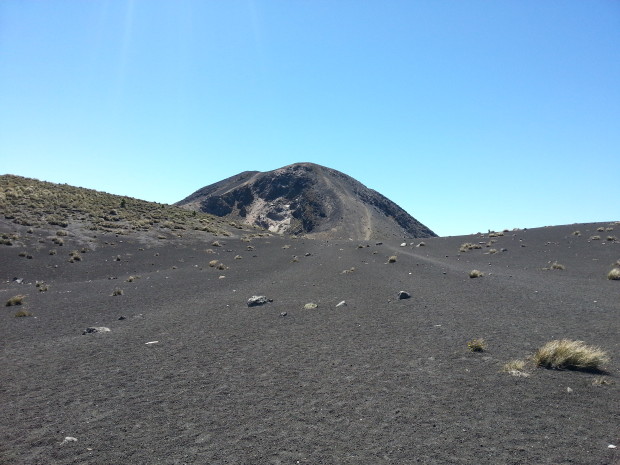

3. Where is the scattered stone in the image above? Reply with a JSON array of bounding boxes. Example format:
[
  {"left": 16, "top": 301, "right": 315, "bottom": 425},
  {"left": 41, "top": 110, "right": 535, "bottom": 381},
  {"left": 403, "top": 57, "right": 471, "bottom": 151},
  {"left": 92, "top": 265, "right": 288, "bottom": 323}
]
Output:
[
  {"left": 400, "top": 242, "right": 407, "bottom": 247},
  {"left": 145, "top": 341, "right": 159, "bottom": 345},
  {"left": 305, "top": 252, "right": 311, "bottom": 256},
  {"left": 280, "top": 312, "right": 287, "bottom": 317},
  {"left": 247, "top": 295, "right": 268, "bottom": 307},
  {"left": 398, "top": 291, "right": 411, "bottom": 300},
  {"left": 303, "top": 302, "right": 318, "bottom": 309},
  {"left": 336, "top": 300, "right": 347, "bottom": 307},
  {"left": 13, "top": 277, "right": 23, "bottom": 284},
  {"left": 60, "top": 436, "right": 77, "bottom": 445},
  {"left": 83, "top": 327, "right": 110, "bottom": 335},
  {"left": 375, "top": 242, "right": 383, "bottom": 245},
  {"left": 118, "top": 316, "right": 126, "bottom": 320}
]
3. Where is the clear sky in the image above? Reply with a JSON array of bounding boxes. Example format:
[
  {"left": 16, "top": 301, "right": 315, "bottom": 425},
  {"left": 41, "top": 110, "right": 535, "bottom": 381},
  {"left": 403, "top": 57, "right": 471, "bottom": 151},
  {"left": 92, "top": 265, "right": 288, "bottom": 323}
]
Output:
[{"left": 1, "top": 1, "right": 618, "bottom": 236}]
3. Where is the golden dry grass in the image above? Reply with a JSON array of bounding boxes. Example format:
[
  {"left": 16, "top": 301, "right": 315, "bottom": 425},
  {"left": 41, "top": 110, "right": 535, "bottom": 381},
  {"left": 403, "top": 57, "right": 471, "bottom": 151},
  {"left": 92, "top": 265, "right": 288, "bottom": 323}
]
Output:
[
  {"left": 387, "top": 255, "right": 397, "bottom": 263},
  {"left": 607, "top": 268, "right": 620, "bottom": 280},
  {"left": 467, "top": 338, "right": 487, "bottom": 352},
  {"left": 469, "top": 269, "right": 484, "bottom": 278},
  {"left": 6, "top": 295, "right": 25, "bottom": 306},
  {"left": 532, "top": 339, "right": 609, "bottom": 371}
]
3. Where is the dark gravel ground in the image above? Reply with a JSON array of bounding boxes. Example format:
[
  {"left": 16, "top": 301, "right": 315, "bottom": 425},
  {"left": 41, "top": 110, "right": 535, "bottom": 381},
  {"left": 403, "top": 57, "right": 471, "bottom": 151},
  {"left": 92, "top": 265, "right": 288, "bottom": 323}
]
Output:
[{"left": 1, "top": 220, "right": 619, "bottom": 464}]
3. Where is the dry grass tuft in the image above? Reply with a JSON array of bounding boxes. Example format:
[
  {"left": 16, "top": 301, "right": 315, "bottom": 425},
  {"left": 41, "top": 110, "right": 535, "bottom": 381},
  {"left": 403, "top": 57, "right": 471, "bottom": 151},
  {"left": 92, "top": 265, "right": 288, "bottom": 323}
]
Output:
[
  {"left": 607, "top": 268, "right": 620, "bottom": 280},
  {"left": 469, "top": 269, "right": 484, "bottom": 278},
  {"left": 6, "top": 295, "right": 25, "bottom": 306},
  {"left": 589, "top": 235, "right": 601, "bottom": 241},
  {"left": 112, "top": 289, "right": 124, "bottom": 296},
  {"left": 467, "top": 338, "right": 487, "bottom": 352},
  {"left": 550, "top": 262, "right": 565, "bottom": 270},
  {"left": 14, "top": 309, "right": 33, "bottom": 318},
  {"left": 502, "top": 359, "right": 529, "bottom": 377},
  {"left": 208, "top": 260, "right": 219, "bottom": 267},
  {"left": 387, "top": 255, "right": 397, "bottom": 263},
  {"left": 532, "top": 339, "right": 609, "bottom": 371},
  {"left": 460, "top": 242, "right": 482, "bottom": 252}
]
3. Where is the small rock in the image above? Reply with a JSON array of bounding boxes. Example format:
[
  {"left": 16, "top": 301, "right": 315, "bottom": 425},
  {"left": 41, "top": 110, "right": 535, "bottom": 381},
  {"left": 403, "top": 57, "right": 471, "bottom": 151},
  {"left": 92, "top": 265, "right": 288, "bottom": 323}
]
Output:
[
  {"left": 400, "top": 242, "right": 407, "bottom": 247},
  {"left": 280, "top": 312, "right": 287, "bottom": 317},
  {"left": 398, "top": 291, "right": 411, "bottom": 300},
  {"left": 83, "top": 327, "right": 110, "bottom": 335},
  {"left": 375, "top": 242, "right": 383, "bottom": 245},
  {"left": 303, "top": 302, "right": 318, "bottom": 309},
  {"left": 118, "top": 316, "right": 126, "bottom": 320},
  {"left": 247, "top": 295, "right": 268, "bottom": 307},
  {"left": 60, "top": 436, "right": 77, "bottom": 445},
  {"left": 608, "top": 444, "right": 617, "bottom": 449},
  {"left": 145, "top": 341, "right": 159, "bottom": 345},
  {"left": 336, "top": 300, "right": 347, "bottom": 307},
  {"left": 13, "top": 277, "right": 24, "bottom": 284},
  {"left": 305, "top": 252, "right": 311, "bottom": 256},
  {"left": 566, "top": 387, "right": 573, "bottom": 393}
]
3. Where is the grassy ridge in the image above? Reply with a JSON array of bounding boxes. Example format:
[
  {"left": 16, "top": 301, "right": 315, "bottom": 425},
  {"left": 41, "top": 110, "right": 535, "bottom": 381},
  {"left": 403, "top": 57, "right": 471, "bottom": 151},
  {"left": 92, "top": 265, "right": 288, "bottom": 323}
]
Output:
[{"left": 0, "top": 174, "right": 239, "bottom": 236}]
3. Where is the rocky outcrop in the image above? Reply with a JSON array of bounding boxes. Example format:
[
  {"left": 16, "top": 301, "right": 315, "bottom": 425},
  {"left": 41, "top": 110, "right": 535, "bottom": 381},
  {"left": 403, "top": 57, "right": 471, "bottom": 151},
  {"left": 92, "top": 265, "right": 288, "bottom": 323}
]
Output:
[{"left": 177, "top": 163, "right": 436, "bottom": 240}]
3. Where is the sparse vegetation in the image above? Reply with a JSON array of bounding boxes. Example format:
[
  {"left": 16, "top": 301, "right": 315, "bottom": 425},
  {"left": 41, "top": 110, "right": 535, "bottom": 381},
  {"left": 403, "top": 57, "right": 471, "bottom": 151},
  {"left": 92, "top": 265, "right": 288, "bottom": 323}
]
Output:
[
  {"left": 388, "top": 255, "right": 397, "bottom": 263},
  {"left": 460, "top": 242, "right": 482, "bottom": 252},
  {"left": 502, "top": 359, "right": 529, "bottom": 377},
  {"left": 69, "top": 250, "right": 82, "bottom": 262},
  {"left": 597, "top": 227, "right": 605, "bottom": 232},
  {"left": 592, "top": 376, "right": 613, "bottom": 386},
  {"left": 0, "top": 174, "right": 228, "bottom": 236},
  {"left": 532, "top": 339, "right": 609, "bottom": 371},
  {"left": 126, "top": 275, "right": 140, "bottom": 282},
  {"left": 572, "top": 230, "right": 581, "bottom": 236},
  {"left": 234, "top": 255, "right": 242, "bottom": 260},
  {"left": 589, "top": 235, "right": 601, "bottom": 241},
  {"left": 6, "top": 295, "right": 25, "bottom": 306},
  {"left": 607, "top": 268, "right": 620, "bottom": 280},
  {"left": 469, "top": 269, "right": 484, "bottom": 278},
  {"left": 606, "top": 236, "right": 617, "bottom": 242},
  {"left": 49, "top": 249, "right": 57, "bottom": 255},
  {"left": 14, "top": 309, "right": 33, "bottom": 318},
  {"left": 212, "top": 241, "right": 222, "bottom": 247},
  {"left": 488, "top": 248, "right": 498, "bottom": 254},
  {"left": 467, "top": 338, "right": 487, "bottom": 352},
  {"left": 112, "top": 289, "right": 124, "bottom": 296},
  {"left": 550, "top": 262, "right": 565, "bottom": 270},
  {"left": 209, "top": 260, "right": 219, "bottom": 267},
  {"left": 36, "top": 281, "right": 48, "bottom": 292}
]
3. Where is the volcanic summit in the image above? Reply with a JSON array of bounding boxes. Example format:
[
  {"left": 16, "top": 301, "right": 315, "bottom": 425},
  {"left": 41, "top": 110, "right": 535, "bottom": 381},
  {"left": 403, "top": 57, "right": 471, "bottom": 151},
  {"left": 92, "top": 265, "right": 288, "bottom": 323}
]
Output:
[{"left": 176, "top": 163, "right": 436, "bottom": 240}]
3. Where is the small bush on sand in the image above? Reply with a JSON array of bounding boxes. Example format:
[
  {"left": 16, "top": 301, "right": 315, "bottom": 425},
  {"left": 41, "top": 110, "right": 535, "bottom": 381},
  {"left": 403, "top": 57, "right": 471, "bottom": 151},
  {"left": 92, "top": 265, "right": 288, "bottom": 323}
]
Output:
[
  {"left": 388, "top": 255, "right": 397, "bottom": 263},
  {"left": 14, "top": 309, "right": 33, "bottom": 317},
  {"left": 592, "top": 377, "right": 613, "bottom": 386},
  {"left": 467, "top": 338, "right": 487, "bottom": 352},
  {"left": 550, "top": 262, "right": 565, "bottom": 270},
  {"left": 208, "top": 260, "right": 219, "bottom": 267},
  {"left": 597, "top": 227, "right": 605, "bottom": 232},
  {"left": 502, "top": 359, "right": 529, "bottom": 377},
  {"left": 532, "top": 339, "right": 609, "bottom": 371},
  {"left": 36, "top": 281, "right": 48, "bottom": 292},
  {"left": 589, "top": 235, "right": 601, "bottom": 241},
  {"left": 572, "top": 230, "right": 581, "bottom": 236},
  {"left": 607, "top": 268, "right": 620, "bottom": 280},
  {"left": 606, "top": 236, "right": 617, "bottom": 242},
  {"left": 112, "top": 289, "right": 124, "bottom": 296},
  {"left": 69, "top": 251, "right": 82, "bottom": 262},
  {"left": 211, "top": 241, "right": 222, "bottom": 247},
  {"left": 49, "top": 249, "right": 57, "bottom": 255},
  {"left": 205, "top": 248, "right": 215, "bottom": 254},
  {"left": 6, "top": 295, "right": 25, "bottom": 306},
  {"left": 469, "top": 269, "right": 484, "bottom": 278},
  {"left": 460, "top": 242, "right": 482, "bottom": 252},
  {"left": 126, "top": 275, "right": 140, "bottom": 282}
]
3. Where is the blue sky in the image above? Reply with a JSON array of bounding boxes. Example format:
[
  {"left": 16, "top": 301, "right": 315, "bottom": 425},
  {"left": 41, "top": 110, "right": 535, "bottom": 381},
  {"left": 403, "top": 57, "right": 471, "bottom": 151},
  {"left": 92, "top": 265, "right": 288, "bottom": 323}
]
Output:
[{"left": 1, "top": 1, "right": 618, "bottom": 236}]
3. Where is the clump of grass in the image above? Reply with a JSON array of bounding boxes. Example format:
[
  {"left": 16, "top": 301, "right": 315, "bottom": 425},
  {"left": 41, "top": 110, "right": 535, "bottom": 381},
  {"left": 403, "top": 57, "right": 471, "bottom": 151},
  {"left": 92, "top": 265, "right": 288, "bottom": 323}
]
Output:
[
  {"left": 532, "top": 339, "right": 609, "bottom": 371},
  {"left": 589, "top": 235, "right": 601, "bottom": 241},
  {"left": 211, "top": 241, "right": 222, "bottom": 247},
  {"left": 607, "top": 268, "right": 620, "bottom": 280},
  {"left": 388, "top": 255, "right": 397, "bottom": 263},
  {"left": 597, "top": 226, "right": 605, "bottom": 232},
  {"left": 467, "top": 338, "right": 487, "bottom": 352},
  {"left": 6, "top": 295, "right": 25, "bottom": 306},
  {"left": 14, "top": 309, "right": 33, "bottom": 317},
  {"left": 112, "top": 289, "right": 124, "bottom": 296},
  {"left": 282, "top": 244, "right": 290, "bottom": 249},
  {"left": 36, "top": 281, "right": 48, "bottom": 292},
  {"left": 56, "top": 230, "right": 68, "bottom": 237},
  {"left": 69, "top": 250, "right": 82, "bottom": 262},
  {"left": 488, "top": 248, "right": 498, "bottom": 254},
  {"left": 502, "top": 359, "right": 529, "bottom": 377},
  {"left": 208, "top": 260, "right": 219, "bottom": 267},
  {"left": 572, "top": 230, "right": 581, "bottom": 236},
  {"left": 49, "top": 249, "right": 57, "bottom": 255},
  {"left": 205, "top": 248, "right": 215, "bottom": 254},
  {"left": 469, "top": 269, "right": 484, "bottom": 278},
  {"left": 52, "top": 237, "right": 64, "bottom": 246},
  {"left": 606, "top": 236, "right": 617, "bottom": 242},
  {"left": 592, "top": 377, "right": 613, "bottom": 386},
  {"left": 18, "top": 251, "right": 27, "bottom": 257},
  {"left": 460, "top": 242, "right": 482, "bottom": 252},
  {"left": 234, "top": 255, "right": 242, "bottom": 260},
  {"left": 216, "top": 263, "right": 227, "bottom": 270},
  {"left": 342, "top": 267, "right": 356, "bottom": 274},
  {"left": 126, "top": 275, "right": 140, "bottom": 282},
  {"left": 550, "top": 262, "right": 565, "bottom": 270}
]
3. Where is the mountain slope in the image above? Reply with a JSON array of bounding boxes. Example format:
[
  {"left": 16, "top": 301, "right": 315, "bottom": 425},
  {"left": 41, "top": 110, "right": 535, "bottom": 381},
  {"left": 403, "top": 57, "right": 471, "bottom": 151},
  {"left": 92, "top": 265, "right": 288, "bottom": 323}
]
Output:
[{"left": 177, "top": 163, "right": 436, "bottom": 240}]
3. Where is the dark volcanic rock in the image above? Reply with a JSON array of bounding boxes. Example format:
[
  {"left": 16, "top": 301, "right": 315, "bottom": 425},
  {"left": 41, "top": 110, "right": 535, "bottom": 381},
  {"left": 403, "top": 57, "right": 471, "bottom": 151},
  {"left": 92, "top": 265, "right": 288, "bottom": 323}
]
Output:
[{"left": 177, "top": 163, "right": 436, "bottom": 240}]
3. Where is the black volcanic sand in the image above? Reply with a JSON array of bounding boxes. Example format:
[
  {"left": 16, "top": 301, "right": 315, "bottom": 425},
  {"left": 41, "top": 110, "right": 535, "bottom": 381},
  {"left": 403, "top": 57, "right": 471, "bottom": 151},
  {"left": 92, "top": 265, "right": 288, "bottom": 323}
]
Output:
[{"left": 1, "top": 221, "right": 619, "bottom": 465}]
